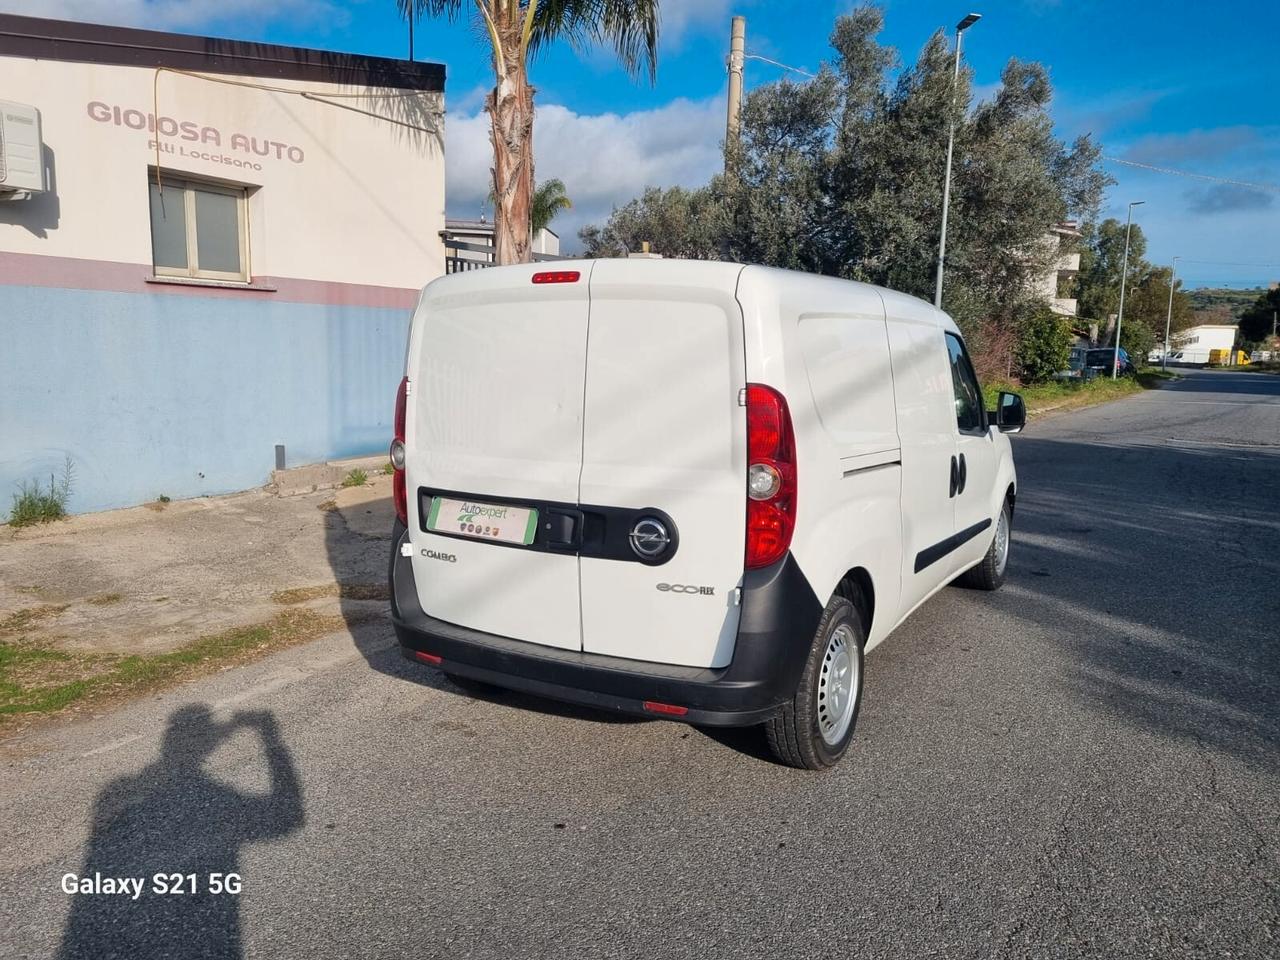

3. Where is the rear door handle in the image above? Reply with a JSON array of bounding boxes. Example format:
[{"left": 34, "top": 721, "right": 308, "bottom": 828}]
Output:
[
  {"left": 957, "top": 453, "right": 968, "bottom": 495},
  {"left": 949, "top": 455, "right": 959, "bottom": 498}
]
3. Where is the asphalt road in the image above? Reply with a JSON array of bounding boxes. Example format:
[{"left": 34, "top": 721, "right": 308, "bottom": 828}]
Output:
[{"left": 3, "top": 368, "right": 1278, "bottom": 959}]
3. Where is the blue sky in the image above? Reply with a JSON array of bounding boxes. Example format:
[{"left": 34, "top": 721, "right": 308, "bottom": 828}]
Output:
[{"left": 12, "top": 0, "right": 1279, "bottom": 286}]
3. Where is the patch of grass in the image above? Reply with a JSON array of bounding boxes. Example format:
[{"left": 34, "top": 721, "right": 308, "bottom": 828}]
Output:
[
  {"left": 341, "top": 468, "right": 369, "bottom": 488},
  {"left": 1215, "top": 361, "right": 1280, "bottom": 374},
  {"left": 317, "top": 498, "right": 338, "bottom": 512},
  {"left": 86, "top": 593, "right": 124, "bottom": 606},
  {"left": 8, "top": 457, "right": 75, "bottom": 527},
  {"left": 158, "top": 494, "right": 171, "bottom": 503},
  {"left": 383, "top": 462, "right": 396, "bottom": 476},
  {"left": 271, "top": 583, "right": 389, "bottom": 605},
  {"left": 0, "top": 607, "right": 357, "bottom": 722},
  {"left": 0, "top": 605, "right": 70, "bottom": 638},
  {"left": 983, "top": 375, "right": 1145, "bottom": 417}
]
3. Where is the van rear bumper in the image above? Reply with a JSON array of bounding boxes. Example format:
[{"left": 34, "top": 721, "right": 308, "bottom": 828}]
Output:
[{"left": 389, "top": 521, "right": 823, "bottom": 727}]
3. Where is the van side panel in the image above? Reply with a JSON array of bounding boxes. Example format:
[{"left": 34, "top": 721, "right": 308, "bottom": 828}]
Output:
[
  {"left": 737, "top": 267, "right": 904, "bottom": 650},
  {"left": 881, "top": 291, "right": 959, "bottom": 614},
  {"left": 403, "top": 265, "right": 592, "bottom": 651},
  {"left": 578, "top": 260, "right": 747, "bottom": 669}
]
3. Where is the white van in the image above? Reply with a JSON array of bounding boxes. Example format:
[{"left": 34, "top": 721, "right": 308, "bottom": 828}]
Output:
[{"left": 389, "top": 259, "right": 1024, "bottom": 769}]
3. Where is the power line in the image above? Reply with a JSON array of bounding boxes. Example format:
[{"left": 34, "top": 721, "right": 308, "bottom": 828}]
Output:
[
  {"left": 1103, "top": 156, "right": 1280, "bottom": 194},
  {"left": 742, "top": 52, "right": 816, "bottom": 79}
]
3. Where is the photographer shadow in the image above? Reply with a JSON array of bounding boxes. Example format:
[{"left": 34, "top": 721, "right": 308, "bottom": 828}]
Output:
[{"left": 58, "top": 705, "right": 304, "bottom": 960}]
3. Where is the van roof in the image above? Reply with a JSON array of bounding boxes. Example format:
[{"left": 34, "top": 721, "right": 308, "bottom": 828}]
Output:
[{"left": 424, "top": 258, "right": 957, "bottom": 332}]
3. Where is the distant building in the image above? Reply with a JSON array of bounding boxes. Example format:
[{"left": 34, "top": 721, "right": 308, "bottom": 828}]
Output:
[
  {"left": 1032, "top": 221, "right": 1082, "bottom": 317},
  {"left": 1171, "top": 324, "right": 1238, "bottom": 364},
  {"left": 0, "top": 14, "right": 446, "bottom": 514},
  {"left": 442, "top": 217, "right": 561, "bottom": 273}
]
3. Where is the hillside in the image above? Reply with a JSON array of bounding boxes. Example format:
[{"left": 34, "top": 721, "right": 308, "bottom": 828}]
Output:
[{"left": 1187, "top": 287, "right": 1267, "bottom": 322}]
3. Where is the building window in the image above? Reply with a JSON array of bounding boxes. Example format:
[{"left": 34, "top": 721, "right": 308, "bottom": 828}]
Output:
[{"left": 148, "top": 176, "right": 249, "bottom": 282}]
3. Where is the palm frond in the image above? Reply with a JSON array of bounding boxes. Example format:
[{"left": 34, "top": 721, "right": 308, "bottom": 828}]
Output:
[
  {"left": 526, "top": 0, "right": 660, "bottom": 82},
  {"left": 394, "top": 1, "right": 466, "bottom": 21}
]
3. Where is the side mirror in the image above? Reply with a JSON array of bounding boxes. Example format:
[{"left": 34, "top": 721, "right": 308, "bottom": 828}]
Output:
[{"left": 991, "top": 391, "right": 1026, "bottom": 434}]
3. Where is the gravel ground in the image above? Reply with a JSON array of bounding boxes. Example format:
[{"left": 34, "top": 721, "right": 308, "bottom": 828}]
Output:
[
  {"left": 1, "top": 368, "right": 1277, "bottom": 960},
  {"left": 0, "top": 465, "right": 393, "bottom": 655}
]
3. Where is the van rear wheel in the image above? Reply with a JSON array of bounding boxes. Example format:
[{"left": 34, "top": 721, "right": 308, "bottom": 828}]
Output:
[{"left": 765, "top": 592, "right": 865, "bottom": 770}]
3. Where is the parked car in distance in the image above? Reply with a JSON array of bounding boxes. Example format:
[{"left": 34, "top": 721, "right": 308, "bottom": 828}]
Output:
[
  {"left": 1084, "top": 346, "right": 1135, "bottom": 376},
  {"left": 388, "top": 260, "right": 1024, "bottom": 770},
  {"left": 1054, "top": 346, "right": 1095, "bottom": 381}
]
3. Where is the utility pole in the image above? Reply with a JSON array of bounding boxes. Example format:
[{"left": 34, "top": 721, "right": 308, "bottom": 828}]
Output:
[
  {"left": 408, "top": 11, "right": 414, "bottom": 61},
  {"left": 1163, "top": 256, "right": 1179, "bottom": 371},
  {"left": 933, "top": 13, "right": 982, "bottom": 309},
  {"left": 1113, "top": 200, "right": 1144, "bottom": 379},
  {"left": 725, "top": 15, "right": 745, "bottom": 173}
]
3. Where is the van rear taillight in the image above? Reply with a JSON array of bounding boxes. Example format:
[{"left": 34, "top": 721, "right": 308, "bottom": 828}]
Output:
[
  {"left": 745, "top": 383, "right": 796, "bottom": 569},
  {"left": 391, "top": 376, "right": 408, "bottom": 526},
  {"left": 531, "top": 270, "right": 580, "bottom": 284}
]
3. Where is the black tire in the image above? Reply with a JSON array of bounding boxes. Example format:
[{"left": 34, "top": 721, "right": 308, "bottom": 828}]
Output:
[
  {"left": 443, "top": 671, "right": 501, "bottom": 697},
  {"left": 957, "top": 498, "right": 1011, "bottom": 591},
  {"left": 765, "top": 590, "right": 866, "bottom": 770}
]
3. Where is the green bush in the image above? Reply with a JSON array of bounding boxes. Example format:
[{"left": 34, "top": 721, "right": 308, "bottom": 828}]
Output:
[
  {"left": 1117, "top": 318, "right": 1157, "bottom": 367},
  {"left": 9, "top": 457, "right": 74, "bottom": 527},
  {"left": 341, "top": 468, "right": 368, "bottom": 488},
  {"left": 1016, "top": 309, "right": 1073, "bottom": 383}
]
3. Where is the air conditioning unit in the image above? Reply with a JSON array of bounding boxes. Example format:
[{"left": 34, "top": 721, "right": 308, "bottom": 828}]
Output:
[{"left": 0, "top": 100, "right": 45, "bottom": 201}]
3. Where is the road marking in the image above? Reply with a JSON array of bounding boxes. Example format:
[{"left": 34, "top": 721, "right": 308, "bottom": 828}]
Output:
[{"left": 82, "top": 734, "right": 142, "bottom": 758}]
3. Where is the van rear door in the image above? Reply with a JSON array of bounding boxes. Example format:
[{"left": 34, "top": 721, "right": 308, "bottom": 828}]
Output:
[
  {"left": 577, "top": 260, "right": 748, "bottom": 669},
  {"left": 405, "top": 264, "right": 592, "bottom": 651}
]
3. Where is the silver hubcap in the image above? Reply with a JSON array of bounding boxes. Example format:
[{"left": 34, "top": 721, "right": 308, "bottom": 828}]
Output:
[
  {"left": 817, "top": 623, "right": 859, "bottom": 745},
  {"left": 994, "top": 507, "right": 1010, "bottom": 576}
]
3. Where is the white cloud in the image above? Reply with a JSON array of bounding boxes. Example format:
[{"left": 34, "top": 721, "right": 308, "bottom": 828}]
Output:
[
  {"left": 0, "top": 0, "right": 349, "bottom": 31},
  {"left": 446, "top": 97, "right": 725, "bottom": 249},
  {"left": 659, "top": 0, "right": 732, "bottom": 42}
]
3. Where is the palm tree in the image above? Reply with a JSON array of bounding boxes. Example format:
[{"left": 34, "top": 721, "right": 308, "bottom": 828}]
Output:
[
  {"left": 399, "top": 1, "right": 660, "bottom": 265},
  {"left": 531, "top": 178, "right": 573, "bottom": 235}
]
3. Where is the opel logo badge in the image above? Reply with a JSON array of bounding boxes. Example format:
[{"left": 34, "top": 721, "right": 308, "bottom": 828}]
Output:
[{"left": 629, "top": 517, "right": 670, "bottom": 559}]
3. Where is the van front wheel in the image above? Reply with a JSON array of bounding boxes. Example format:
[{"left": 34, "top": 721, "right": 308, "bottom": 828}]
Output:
[
  {"left": 957, "top": 499, "right": 1012, "bottom": 591},
  {"left": 765, "top": 593, "right": 865, "bottom": 770}
]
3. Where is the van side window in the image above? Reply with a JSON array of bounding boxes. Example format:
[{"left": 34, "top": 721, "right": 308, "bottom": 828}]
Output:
[{"left": 945, "top": 333, "right": 985, "bottom": 433}]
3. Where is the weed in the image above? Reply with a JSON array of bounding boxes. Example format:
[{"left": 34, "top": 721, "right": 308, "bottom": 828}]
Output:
[
  {"left": 8, "top": 456, "right": 74, "bottom": 527},
  {"left": 383, "top": 462, "right": 395, "bottom": 476},
  {"left": 87, "top": 593, "right": 124, "bottom": 606},
  {"left": 341, "top": 468, "right": 369, "bottom": 488},
  {"left": 0, "top": 605, "right": 69, "bottom": 637},
  {"left": 271, "top": 583, "right": 390, "bottom": 605},
  {"left": 0, "top": 608, "right": 351, "bottom": 722},
  {"left": 983, "top": 375, "right": 1144, "bottom": 416},
  {"left": 158, "top": 494, "right": 171, "bottom": 503}
]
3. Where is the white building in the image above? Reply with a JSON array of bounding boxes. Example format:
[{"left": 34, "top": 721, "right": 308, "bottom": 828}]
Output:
[
  {"left": 0, "top": 14, "right": 447, "bottom": 513},
  {"left": 1171, "top": 324, "right": 1238, "bottom": 364},
  {"left": 1032, "top": 221, "right": 1082, "bottom": 317},
  {"left": 442, "top": 217, "right": 560, "bottom": 272}
]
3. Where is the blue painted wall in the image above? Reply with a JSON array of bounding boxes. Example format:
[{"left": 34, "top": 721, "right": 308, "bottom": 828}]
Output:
[{"left": 1, "top": 286, "right": 410, "bottom": 515}]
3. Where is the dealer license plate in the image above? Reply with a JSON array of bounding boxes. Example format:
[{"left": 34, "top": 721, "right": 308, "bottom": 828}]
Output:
[{"left": 425, "top": 496, "right": 538, "bottom": 546}]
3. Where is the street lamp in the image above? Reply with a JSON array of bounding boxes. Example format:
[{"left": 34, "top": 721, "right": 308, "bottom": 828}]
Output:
[
  {"left": 933, "top": 12, "right": 982, "bottom": 309},
  {"left": 1162, "top": 255, "right": 1180, "bottom": 371},
  {"left": 1112, "top": 200, "right": 1144, "bottom": 379}
]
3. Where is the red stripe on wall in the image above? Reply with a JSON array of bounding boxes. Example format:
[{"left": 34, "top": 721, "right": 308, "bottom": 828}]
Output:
[{"left": 0, "top": 251, "right": 422, "bottom": 309}]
